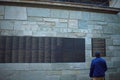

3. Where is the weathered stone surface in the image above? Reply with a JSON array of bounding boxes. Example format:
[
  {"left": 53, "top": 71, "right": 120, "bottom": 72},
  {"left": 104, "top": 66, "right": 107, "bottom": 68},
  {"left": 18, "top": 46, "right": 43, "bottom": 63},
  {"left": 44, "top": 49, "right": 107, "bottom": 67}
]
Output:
[
  {"left": 61, "top": 70, "right": 79, "bottom": 75},
  {"left": 56, "top": 22, "right": 67, "bottom": 28},
  {"left": 32, "top": 31, "right": 56, "bottom": 37},
  {"left": 51, "top": 63, "right": 70, "bottom": 70},
  {"left": 13, "top": 30, "right": 24, "bottom": 36},
  {"left": 103, "top": 26, "right": 113, "bottom": 34},
  {"left": 59, "top": 19, "right": 68, "bottom": 23},
  {"left": 14, "top": 21, "right": 39, "bottom": 31},
  {"left": 0, "top": 16, "right": 3, "bottom": 19},
  {"left": 43, "top": 18, "right": 58, "bottom": 22},
  {"left": 109, "top": 72, "right": 120, "bottom": 80},
  {"left": 113, "top": 40, "right": 120, "bottom": 45},
  {"left": 81, "top": 12, "right": 90, "bottom": 20},
  {"left": 29, "top": 63, "right": 52, "bottom": 70},
  {"left": 60, "top": 74, "right": 76, "bottom": 80},
  {"left": 0, "top": 5, "right": 120, "bottom": 80},
  {"left": 68, "top": 20, "right": 78, "bottom": 28},
  {"left": 104, "top": 14, "right": 119, "bottom": 23},
  {"left": 111, "top": 35, "right": 120, "bottom": 45},
  {"left": 77, "top": 75, "right": 90, "bottom": 80},
  {"left": 112, "top": 57, "right": 120, "bottom": 62},
  {"left": 23, "top": 30, "right": 32, "bottom": 36},
  {"left": 53, "top": 28, "right": 68, "bottom": 32},
  {"left": 113, "top": 51, "right": 120, "bottom": 57},
  {"left": 69, "top": 11, "right": 82, "bottom": 19},
  {"left": 51, "top": 9, "right": 69, "bottom": 18},
  {"left": 89, "top": 12, "right": 104, "bottom": 21},
  {"left": 0, "top": 30, "right": 13, "bottom": 36},
  {"left": 27, "top": 7, "right": 50, "bottom": 17},
  {"left": 28, "top": 16, "right": 43, "bottom": 21},
  {"left": 0, "top": 6, "right": 4, "bottom": 16},
  {"left": 78, "top": 20, "right": 88, "bottom": 29},
  {"left": 5, "top": 6, "right": 27, "bottom": 20},
  {"left": 85, "top": 37, "right": 91, "bottom": 44},
  {"left": 45, "top": 75, "right": 60, "bottom": 80},
  {"left": 0, "top": 21, "right": 14, "bottom": 30},
  {"left": 0, "top": 63, "right": 29, "bottom": 70}
]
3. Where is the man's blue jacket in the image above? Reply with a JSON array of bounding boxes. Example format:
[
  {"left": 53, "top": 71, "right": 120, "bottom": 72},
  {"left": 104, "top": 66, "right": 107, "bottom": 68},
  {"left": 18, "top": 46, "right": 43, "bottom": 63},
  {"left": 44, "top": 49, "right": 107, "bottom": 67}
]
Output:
[{"left": 89, "top": 57, "right": 107, "bottom": 77}]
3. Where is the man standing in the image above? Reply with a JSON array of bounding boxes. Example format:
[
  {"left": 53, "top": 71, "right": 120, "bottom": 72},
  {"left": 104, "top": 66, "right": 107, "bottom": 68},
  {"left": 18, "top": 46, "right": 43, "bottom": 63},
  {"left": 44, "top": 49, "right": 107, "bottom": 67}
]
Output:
[{"left": 89, "top": 52, "right": 107, "bottom": 80}]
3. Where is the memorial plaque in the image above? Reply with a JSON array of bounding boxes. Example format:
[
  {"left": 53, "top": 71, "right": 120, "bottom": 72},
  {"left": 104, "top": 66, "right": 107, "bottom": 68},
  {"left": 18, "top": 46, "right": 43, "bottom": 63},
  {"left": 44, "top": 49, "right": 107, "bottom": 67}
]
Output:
[
  {"left": 5, "top": 36, "right": 12, "bottom": 63},
  {"left": 18, "top": 37, "right": 26, "bottom": 62},
  {"left": 12, "top": 36, "right": 19, "bottom": 62},
  {"left": 38, "top": 37, "right": 45, "bottom": 62},
  {"left": 0, "top": 36, "right": 6, "bottom": 63},
  {"left": 32, "top": 37, "right": 39, "bottom": 62},
  {"left": 0, "top": 36, "right": 85, "bottom": 63},
  {"left": 92, "top": 38, "right": 106, "bottom": 57},
  {"left": 25, "top": 37, "right": 32, "bottom": 63}
]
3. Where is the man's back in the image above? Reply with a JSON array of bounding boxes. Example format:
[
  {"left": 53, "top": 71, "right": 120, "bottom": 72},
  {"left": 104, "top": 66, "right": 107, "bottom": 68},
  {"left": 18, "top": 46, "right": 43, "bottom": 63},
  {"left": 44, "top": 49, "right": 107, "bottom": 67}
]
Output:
[
  {"left": 89, "top": 52, "right": 107, "bottom": 80},
  {"left": 92, "top": 58, "right": 107, "bottom": 77}
]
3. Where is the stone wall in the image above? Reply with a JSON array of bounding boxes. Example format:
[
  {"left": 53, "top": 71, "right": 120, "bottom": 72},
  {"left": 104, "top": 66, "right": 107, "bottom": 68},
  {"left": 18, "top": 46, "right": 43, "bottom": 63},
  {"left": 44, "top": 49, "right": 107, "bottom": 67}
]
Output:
[
  {"left": 0, "top": 5, "right": 120, "bottom": 80},
  {"left": 110, "top": 0, "right": 120, "bottom": 8}
]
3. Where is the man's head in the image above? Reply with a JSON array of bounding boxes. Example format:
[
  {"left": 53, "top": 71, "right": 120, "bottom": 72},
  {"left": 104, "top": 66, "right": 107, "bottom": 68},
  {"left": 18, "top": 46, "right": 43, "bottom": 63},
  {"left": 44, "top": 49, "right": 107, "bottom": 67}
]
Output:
[{"left": 95, "top": 52, "right": 101, "bottom": 58}]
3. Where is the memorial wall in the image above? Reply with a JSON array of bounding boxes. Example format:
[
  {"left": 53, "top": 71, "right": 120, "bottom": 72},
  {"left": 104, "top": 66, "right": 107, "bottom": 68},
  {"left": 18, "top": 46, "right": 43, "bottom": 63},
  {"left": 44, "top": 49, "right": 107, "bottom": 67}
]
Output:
[{"left": 0, "top": 1, "right": 120, "bottom": 80}]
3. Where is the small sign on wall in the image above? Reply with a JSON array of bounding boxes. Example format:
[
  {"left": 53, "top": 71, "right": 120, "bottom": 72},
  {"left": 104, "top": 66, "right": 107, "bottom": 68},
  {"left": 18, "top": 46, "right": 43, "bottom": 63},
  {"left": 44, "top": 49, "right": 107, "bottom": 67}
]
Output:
[{"left": 92, "top": 38, "right": 106, "bottom": 57}]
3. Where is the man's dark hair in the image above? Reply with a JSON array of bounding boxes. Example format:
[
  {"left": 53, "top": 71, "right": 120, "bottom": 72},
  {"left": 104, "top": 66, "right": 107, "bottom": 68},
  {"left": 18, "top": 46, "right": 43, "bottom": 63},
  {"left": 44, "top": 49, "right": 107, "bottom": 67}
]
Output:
[{"left": 95, "top": 52, "right": 101, "bottom": 58}]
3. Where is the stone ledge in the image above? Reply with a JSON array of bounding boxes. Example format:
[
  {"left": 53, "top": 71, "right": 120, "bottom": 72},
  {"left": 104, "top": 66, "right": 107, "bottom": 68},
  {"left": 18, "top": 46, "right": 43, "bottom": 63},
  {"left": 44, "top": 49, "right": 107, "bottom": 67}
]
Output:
[{"left": 0, "top": 0, "right": 120, "bottom": 14}]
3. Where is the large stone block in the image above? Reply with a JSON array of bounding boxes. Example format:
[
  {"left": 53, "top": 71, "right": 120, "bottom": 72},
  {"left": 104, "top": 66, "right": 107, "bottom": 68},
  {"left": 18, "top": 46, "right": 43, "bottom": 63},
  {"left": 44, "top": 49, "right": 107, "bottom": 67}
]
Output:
[
  {"left": 111, "top": 35, "right": 120, "bottom": 45},
  {"left": 0, "top": 63, "right": 29, "bottom": 70},
  {"left": 68, "top": 20, "right": 78, "bottom": 28},
  {"left": 113, "top": 51, "right": 120, "bottom": 57},
  {"left": 109, "top": 72, "right": 120, "bottom": 80},
  {"left": 106, "top": 39, "right": 113, "bottom": 46},
  {"left": 45, "top": 75, "right": 60, "bottom": 80},
  {"left": 81, "top": 12, "right": 90, "bottom": 20},
  {"left": 0, "top": 21, "right": 14, "bottom": 30},
  {"left": 14, "top": 21, "right": 39, "bottom": 31},
  {"left": 0, "top": 16, "right": 3, "bottom": 19},
  {"left": 51, "top": 63, "right": 70, "bottom": 70},
  {"left": 103, "top": 26, "right": 113, "bottom": 34},
  {"left": 0, "top": 6, "right": 4, "bottom": 16},
  {"left": 0, "top": 70, "right": 17, "bottom": 80},
  {"left": 29, "top": 63, "right": 52, "bottom": 70},
  {"left": 23, "top": 30, "right": 32, "bottom": 36},
  {"left": 59, "top": 19, "right": 68, "bottom": 23},
  {"left": 78, "top": 20, "right": 88, "bottom": 29},
  {"left": 111, "top": 57, "right": 120, "bottom": 62},
  {"left": 12, "top": 30, "right": 23, "bottom": 36},
  {"left": 60, "top": 74, "right": 76, "bottom": 80},
  {"left": 28, "top": 16, "right": 43, "bottom": 21},
  {"left": 96, "top": 21, "right": 107, "bottom": 25},
  {"left": 5, "top": 6, "right": 27, "bottom": 20},
  {"left": 51, "top": 9, "right": 69, "bottom": 18},
  {"left": 27, "top": 7, "right": 50, "bottom": 17},
  {"left": 0, "top": 30, "right": 13, "bottom": 36},
  {"left": 62, "top": 70, "right": 79, "bottom": 75},
  {"left": 69, "top": 11, "right": 82, "bottom": 19},
  {"left": 55, "top": 22, "right": 67, "bottom": 28},
  {"left": 89, "top": 13, "right": 104, "bottom": 21},
  {"left": 19, "top": 71, "right": 46, "bottom": 80},
  {"left": 104, "top": 14, "right": 119, "bottom": 23},
  {"left": 77, "top": 75, "right": 90, "bottom": 80},
  {"left": 7, "top": 71, "right": 46, "bottom": 80},
  {"left": 68, "top": 63, "right": 87, "bottom": 70},
  {"left": 43, "top": 18, "right": 59, "bottom": 22},
  {"left": 53, "top": 28, "right": 68, "bottom": 33},
  {"left": 113, "top": 61, "right": 120, "bottom": 67},
  {"left": 113, "top": 40, "right": 120, "bottom": 45}
]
